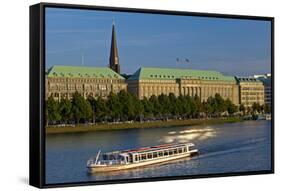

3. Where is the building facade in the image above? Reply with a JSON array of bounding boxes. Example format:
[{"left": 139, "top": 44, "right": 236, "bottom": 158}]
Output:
[
  {"left": 46, "top": 65, "right": 127, "bottom": 101},
  {"left": 235, "top": 77, "right": 264, "bottom": 108},
  {"left": 254, "top": 74, "right": 271, "bottom": 106},
  {"left": 127, "top": 67, "right": 239, "bottom": 105},
  {"left": 46, "top": 22, "right": 126, "bottom": 101}
]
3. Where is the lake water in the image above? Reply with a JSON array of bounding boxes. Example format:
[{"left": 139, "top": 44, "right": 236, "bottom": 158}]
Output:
[{"left": 46, "top": 120, "right": 272, "bottom": 184}]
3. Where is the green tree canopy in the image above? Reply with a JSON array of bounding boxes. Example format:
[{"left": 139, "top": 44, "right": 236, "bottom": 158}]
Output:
[
  {"left": 59, "top": 98, "right": 72, "bottom": 123},
  {"left": 46, "top": 96, "right": 61, "bottom": 124},
  {"left": 72, "top": 92, "right": 92, "bottom": 123}
]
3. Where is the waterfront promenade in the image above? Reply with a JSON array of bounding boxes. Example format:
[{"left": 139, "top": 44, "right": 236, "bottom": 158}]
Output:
[{"left": 46, "top": 117, "right": 242, "bottom": 134}]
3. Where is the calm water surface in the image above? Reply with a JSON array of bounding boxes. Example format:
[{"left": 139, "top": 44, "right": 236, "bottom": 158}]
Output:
[{"left": 46, "top": 120, "right": 271, "bottom": 184}]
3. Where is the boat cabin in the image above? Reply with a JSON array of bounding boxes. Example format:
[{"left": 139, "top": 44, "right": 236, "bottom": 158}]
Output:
[{"left": 122, "top": 143, "right": 194, "bottom": 164}]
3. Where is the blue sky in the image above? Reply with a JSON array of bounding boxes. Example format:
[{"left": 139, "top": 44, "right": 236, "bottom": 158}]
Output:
[{"left": 46, "top": 8, "right": 271, "bottom": 76}]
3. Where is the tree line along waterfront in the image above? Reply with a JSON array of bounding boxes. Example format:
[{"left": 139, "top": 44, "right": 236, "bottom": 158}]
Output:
[{"left": 46, "top": 90, "right": 270, "bottom": 126}]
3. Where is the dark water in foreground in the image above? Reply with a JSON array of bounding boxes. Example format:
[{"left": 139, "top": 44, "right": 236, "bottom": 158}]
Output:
[{"left": 46, "top": 120, "right": 271, "bottom": 184}]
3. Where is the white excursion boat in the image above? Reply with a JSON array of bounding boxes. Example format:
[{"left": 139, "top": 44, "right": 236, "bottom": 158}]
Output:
[{"left": 87, "top": 142, "right": 198, "bottom": 173}]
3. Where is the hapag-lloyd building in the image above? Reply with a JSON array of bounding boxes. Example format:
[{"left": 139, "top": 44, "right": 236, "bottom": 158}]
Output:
[{"left": 127, "top": 67, "right": 240, "bottom": 105}]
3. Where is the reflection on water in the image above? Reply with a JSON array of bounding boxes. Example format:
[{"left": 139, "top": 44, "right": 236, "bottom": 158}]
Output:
[
  {"left": 46, "top": 120, "right": 271, "bottom": 184},
  {"left": 160, "top": 126, "right": 217, "bottom": 143}
]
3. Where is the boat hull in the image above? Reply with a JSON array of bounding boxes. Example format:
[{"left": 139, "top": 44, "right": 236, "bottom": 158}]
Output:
[{"left": 88, "top": 149, "right": 198, "bottom": 173}]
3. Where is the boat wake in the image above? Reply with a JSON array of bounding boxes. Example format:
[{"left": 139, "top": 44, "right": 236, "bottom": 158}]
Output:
[{"left": 195, "top": 137, "right": 266, "bottom": 160}]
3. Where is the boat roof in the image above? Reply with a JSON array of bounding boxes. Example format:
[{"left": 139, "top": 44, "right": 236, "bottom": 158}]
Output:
[{"left": 121, "top": 142, "right": 194, "bottom": 155}]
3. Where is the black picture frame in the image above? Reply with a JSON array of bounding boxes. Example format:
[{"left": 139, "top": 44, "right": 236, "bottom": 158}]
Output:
[{"left": 30, "top": 2, "right": 274, "bottom": 188}]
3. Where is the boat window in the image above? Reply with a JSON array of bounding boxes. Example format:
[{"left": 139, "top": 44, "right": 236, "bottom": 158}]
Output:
[
  {"left": 169, "top": 150, "right": 173, "bottom": 155},
  {"left": 164, "top": 150, "right": 168, "bottom": 156},
  {"left": 129, "top": 156, "right": 133, "bottom": 163},
  {"left": 174, "top": 149, "right": 178, "bottom": 154},
  {"left": 148, "top": 153, "right": 152, "bottom": 159},
  {"left": 184, "top": 147, "right": 187, "bottom": 152},
  {"left": 159, "top": 151, "right": 163, "bottom": 157},
  {"left": 153, "top": 152, "right": 158, "bottom": 158},
  {"left": 141, "top": 154, "right": 147, "bottom": 160},
  {"left": 135, "top": 155, "right": 138, "bottom": 161},
  {"left": 109, "top": 155, "right": 115, "bottom": 160},
  {"left": 179, "top": 148, "right": 182, "bottom": 153},
  {"left": 102, "top": 154, "right": 107, "bottom": 160}
]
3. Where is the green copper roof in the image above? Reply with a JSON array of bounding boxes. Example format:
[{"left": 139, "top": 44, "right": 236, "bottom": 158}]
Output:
[
  {"left": 235, "top": 76, "right": 262, "bottom": 83},
  {"left": 47, "top": 65, "right": 124, "bottom": 79},
  {"left": 128, "top": 67, "right": 235, "bottom": 82}
]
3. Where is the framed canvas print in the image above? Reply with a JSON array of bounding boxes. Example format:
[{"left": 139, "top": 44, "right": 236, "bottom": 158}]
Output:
[{"left": 29, "top": 2, "right": 274, "bottom": 188}]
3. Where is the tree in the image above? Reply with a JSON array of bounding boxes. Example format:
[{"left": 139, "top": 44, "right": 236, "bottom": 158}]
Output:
[
  {"left": 117, "top": 90, "right": 135, "bottom": 121},
  {"left": 168, "top": 93, "right": 179, "bottom": 116},
  {"left": 59, "top": 98, "right": 72, "bottom": 123},
  {"left": 158, "top": 94, "right": 171, "bottom": 116},
  {"left": 46, "top": 96, "right": 61, "bottom": 124},
  {"left": 239, "top": 104, "right": 246, "bottom": 115},
  {"left": 193, "top": 95, "right": 203, "bottom": 117},
  {"left": 87, "top": 96, "right": 96, "bottom": 123},
  {"left": 225, "top": 98, "right": 238, "bottom": 115},
  {"left": 72, "top": 92, "right": 92, "bottom": 123},
  {"left": 46, "top": 89, "right": 242, "bottom": 126},
  {"left": 214, "top": 93, "right": 225, "bottom": 114},
  {"left": 252, "top": 102, "right": 261, "bottom": 114},
  {"left": 84, "top": 99, "right": 93, "bottom": 122},
  {"left": 205, "top": 96, "right": 215, "bottom": 117},
  {"left": 179, "top": 95, "right": 191, "bottom": 117},
  {"left": 264, "top": 104, "right": 271, "bottom": 114},
  {"left": 132, "top": 94, "right": 144, "bottom": 121},
  {"left": 95, "top": 96, "right": 108, "bottom": 122},
  {"left": 149, "top": 95, "right": 161, "bottom": 117},
  {"left": 107, "top": 92, "right": 121, "bottom": 122},
  {"left": 141, "top": 97, "right": 153, "bottom": 117}
]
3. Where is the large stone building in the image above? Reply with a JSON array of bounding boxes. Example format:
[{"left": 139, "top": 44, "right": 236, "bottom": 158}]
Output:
[
  {"left": 254, "top": 74, "right": 271, "bottom": 106},
  {"left": 45, "top": 65, "right": 127, "bottom": 101},
  {"left": 235, "top": 77, "right": 264, "bottom": 108},
  {"left": 45, "top": 23, "right": 126, "bottom": 101},
  {"left": 127, "top": 67, "right": 239, "bottom": 105}
]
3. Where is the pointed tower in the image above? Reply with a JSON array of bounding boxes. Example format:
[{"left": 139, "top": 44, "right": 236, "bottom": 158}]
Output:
[{"left": 109, "top": 21, "right": 120, "bottom": 74}]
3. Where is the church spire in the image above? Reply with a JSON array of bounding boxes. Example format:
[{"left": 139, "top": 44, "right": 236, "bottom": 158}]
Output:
[{"left": 109, "top": 20, "right": 120, "bottom": 74}]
